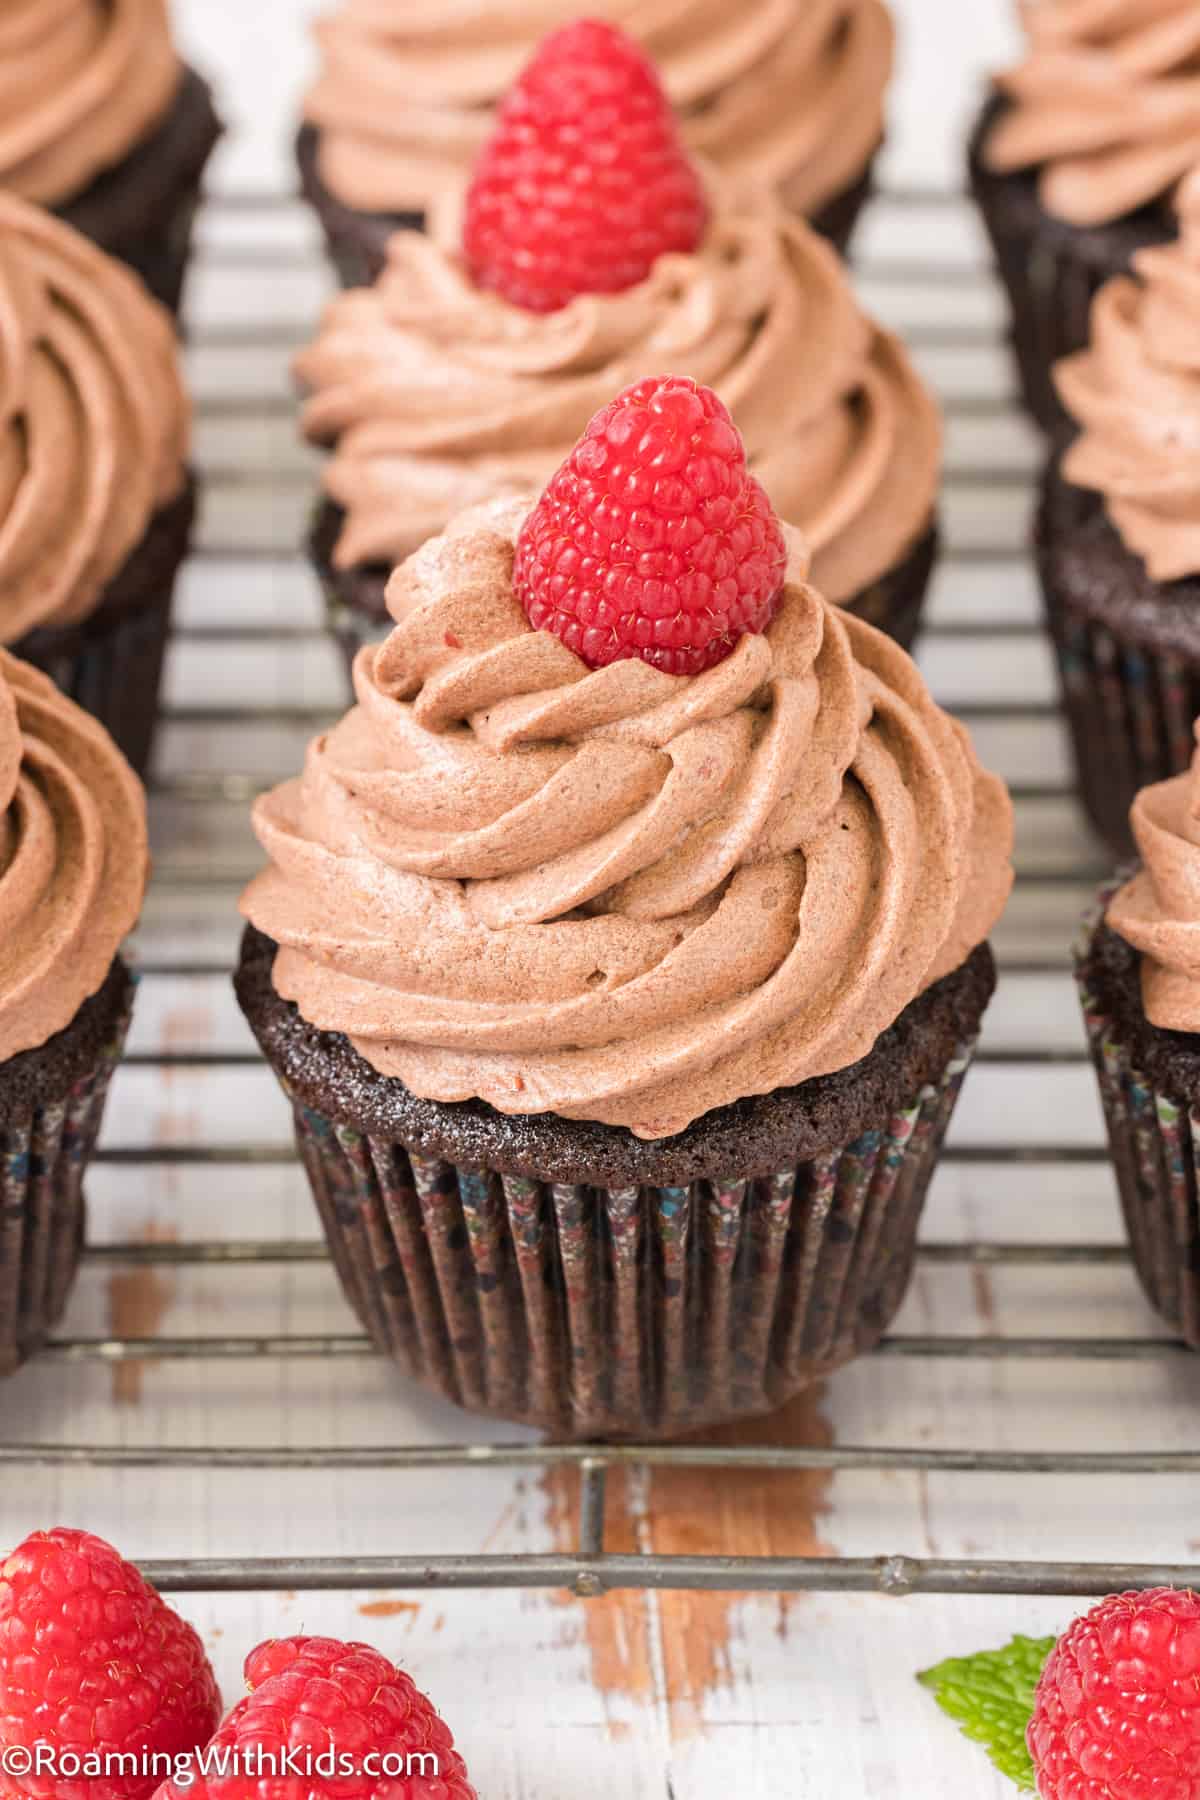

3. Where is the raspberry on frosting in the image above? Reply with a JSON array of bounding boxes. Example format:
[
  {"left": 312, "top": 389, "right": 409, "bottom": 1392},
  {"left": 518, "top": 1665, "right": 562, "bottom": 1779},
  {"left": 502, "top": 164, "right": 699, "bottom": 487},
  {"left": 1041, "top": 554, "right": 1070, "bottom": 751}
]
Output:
[
  {"left": 513, "top": 375, "right": 787, "bottom": 674},
  {"left": 462, "top": 19, "right": 708, "bottom": 314}
]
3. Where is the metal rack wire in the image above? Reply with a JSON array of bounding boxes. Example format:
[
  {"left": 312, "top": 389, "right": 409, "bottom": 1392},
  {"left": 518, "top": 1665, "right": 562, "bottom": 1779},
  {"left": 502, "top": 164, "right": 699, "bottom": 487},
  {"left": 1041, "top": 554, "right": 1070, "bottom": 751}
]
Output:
[{"left": 9, "top": 183, "right": 1193, "bottom": 1604}]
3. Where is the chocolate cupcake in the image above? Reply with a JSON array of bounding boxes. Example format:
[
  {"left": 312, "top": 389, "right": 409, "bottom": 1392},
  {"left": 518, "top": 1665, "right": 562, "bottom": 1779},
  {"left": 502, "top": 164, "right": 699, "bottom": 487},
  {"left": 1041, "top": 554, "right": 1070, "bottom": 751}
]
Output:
[
  {"left": 0, "top": 0, "right": 222, "bottom": 317},
  {"left": 298, "top": 0, "right": 894, "bottom": 287},
  {"left": 0, "top": 650, "right": 147, "bottom": 1374},
  {"left": 297, "top": 177, "right": 940, "bottom": 677},
  {"left": 237, "top": 380, "right": 1013, "bottom": 1440},
  {"left": 967, "top": 0, "right": 1198, "bottom": 435},
  {"left": 0, "top": 195, "right": 194, "bottom": 777},
  {"left": 1036, "top": 178, "right": 1200, "bottom": 858},
  {"left": 1077, "top": 733, "right": 1200, "bottom": 1345}
]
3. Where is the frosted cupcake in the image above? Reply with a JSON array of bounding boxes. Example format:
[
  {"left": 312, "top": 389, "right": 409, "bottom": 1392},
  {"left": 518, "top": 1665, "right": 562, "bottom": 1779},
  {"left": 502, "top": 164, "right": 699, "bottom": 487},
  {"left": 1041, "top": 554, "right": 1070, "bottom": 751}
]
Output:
[
  {"left": 0, "top": 651, "right": 147, "bottom": 1373},
  {"left": 298, "top": 0, "right": 895, "bottom": 287},
  {"left": 0, "top": 195, "right": 193, "bottom": 776},
  {"left": 297, "top": 25, "right": 940, "bottom": 676},
  {"left": 969, "top": 0, "right": 1200, "bottom": 434},
  {"left": 0, "top": 0, "right": 222, "bottom": 315},
  {"left": 1078, "top": 728, "right": 1200, "bottom": 1346},
  {"left": 237, "top": 376, "right": 1012, "bottom": 1441},
  {"left": 1037, "top": 169, "right": 1200, "bottom": 856}
]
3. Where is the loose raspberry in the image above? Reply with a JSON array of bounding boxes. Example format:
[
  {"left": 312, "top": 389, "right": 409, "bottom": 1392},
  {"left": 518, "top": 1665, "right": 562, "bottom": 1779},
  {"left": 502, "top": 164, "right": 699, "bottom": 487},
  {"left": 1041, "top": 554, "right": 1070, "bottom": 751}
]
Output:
[
  {"left": 462, "top": 18, "right": 708, "bottom": 314},
  {"left": 1029, "top": 1589, "right": 1200, "bottom": 1800},
  {"left": 514, "top": 375, "right": 787, "bottom": 675},
  {"left": 152, "top": 1635, "right": 476, "bottom": 1799},
  {"left": 0, "top": 1527, "right": 221, "bottom": 1800}
]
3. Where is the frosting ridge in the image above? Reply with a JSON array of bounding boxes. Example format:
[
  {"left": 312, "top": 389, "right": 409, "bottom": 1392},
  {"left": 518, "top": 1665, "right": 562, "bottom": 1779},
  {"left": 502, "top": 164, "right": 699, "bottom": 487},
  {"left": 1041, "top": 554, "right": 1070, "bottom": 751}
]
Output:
[
  {"left": 1055, "top": 174, "right": 1200, "bottom": 581},
  {"left": 241, "top": 498, "right": 1012, "bottom": 1139},
  {"left": 984, "top": 0, "right": 1200, "bottom": 226},
  {"left": 1108, "top": 721, "right": 1200, "bottom": 1030},
  {"left": 0, "top": 0, "right": 180, "bottom": 206},
  {"left": 295, "top": 186, "right": 940, "bottom": 603},
  {"left": 0, "top": 649, "right": 147, "bottom": 1060},
  {"left": 0, "top": 193, "right": 189, "bottom": 640},
  {"left": 304, "top": 0, "right": 892, "bottom": 221}
]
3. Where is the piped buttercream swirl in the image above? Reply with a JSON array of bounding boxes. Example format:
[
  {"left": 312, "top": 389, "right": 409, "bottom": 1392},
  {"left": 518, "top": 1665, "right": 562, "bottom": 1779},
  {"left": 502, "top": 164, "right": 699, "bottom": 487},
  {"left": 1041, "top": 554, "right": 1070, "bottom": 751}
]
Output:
[
  {"left": 304, "top": 0, "right": 892, "bottom": 222},
  {"left": 0, "top": 193, "right": 189, "bottom": 640},
  {"left": 241, "top": 499, "right": 1013, "bottom": 1140},
  {"left": 0, "top": 649, "right": 147, "bottom": 1060},
  {"left": 1054, "top": 171, "right": 1200, "bottom": 581},
  {"left": 1108, "top": 721, "right": 1200, "bottom": 1029},
  {"left": 296, "top": 187, "right": 940, "bottom": 604},
  {"left": 984, "top": 0, "right": 1200, "bottom": 226},
  {"left": 0, "top": 0, "right": 180, "bottom": 207}
]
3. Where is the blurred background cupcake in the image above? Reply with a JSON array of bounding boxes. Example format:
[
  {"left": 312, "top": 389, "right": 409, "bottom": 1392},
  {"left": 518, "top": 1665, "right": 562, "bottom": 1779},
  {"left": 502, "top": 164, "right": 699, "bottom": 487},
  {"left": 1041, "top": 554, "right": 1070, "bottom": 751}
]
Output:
[
  {"left": 298, "top": 0, "right": 895, "bottom": 287},
  {"left": 0, "top": 651, "right": 147, "bottom": 1375},
  {"left": 1037, "top": 172, "right": 1200, "bottom": 858},
  {"left": 0, "top": 196, "right": 194, "bottom": 777},
  {"left": 1077, "top": 730, "right": 1200, "bottom": 1348},
  {"left": 237, "top": 377, "right": 1012, "bottom": 1442},
  {"left": 968, "top": 0, "right": 1200, "bottom": 436},
  {"left": 297, "top": 21, "right": 940, "bottom": 676},
  {"left": 0, "top": 0, "right": 222, "bottom": 316}
]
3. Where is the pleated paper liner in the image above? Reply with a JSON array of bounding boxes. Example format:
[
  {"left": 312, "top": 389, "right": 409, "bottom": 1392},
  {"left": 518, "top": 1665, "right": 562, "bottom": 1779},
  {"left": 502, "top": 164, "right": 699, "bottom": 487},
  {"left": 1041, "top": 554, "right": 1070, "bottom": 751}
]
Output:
[
  {"left": 1077, "top": 910, "right": 1200, "bottom": 1347},
  {"left": 0, "top": 970, "right": 135, "bottom": 1377},
  {"left": 287, "top": 1041, "right": 975, "bottom": 1440},
  {"left": 967, "top": 94, "right": 1172, "bottom": 438},
  {"left": 1036, "top": 462, "right": 1200, "bottom": 860},
  {"left": 57, "top": 66, "right": 224, "bottom": 318},
  {"left": 307, "top": 500, "right": 940, "bottom": 692},
  {"left": 13, "top": 474, "right": 197, "bottom": 780},
  {"left": 297, "top": 125, "right": 880, "bottom": 294}
]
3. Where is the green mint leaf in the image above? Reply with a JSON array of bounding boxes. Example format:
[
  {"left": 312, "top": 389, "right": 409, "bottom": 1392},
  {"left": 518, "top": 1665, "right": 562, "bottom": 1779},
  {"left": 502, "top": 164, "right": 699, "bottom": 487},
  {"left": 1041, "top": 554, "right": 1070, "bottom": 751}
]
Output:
[{"left": 918, "top": 1633, "right": 1056, "bottom": 1791}]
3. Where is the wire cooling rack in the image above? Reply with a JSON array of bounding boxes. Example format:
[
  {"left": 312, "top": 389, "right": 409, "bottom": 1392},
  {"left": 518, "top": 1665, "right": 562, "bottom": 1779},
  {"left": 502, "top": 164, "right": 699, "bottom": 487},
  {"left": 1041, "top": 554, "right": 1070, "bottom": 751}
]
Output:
[{"left": 8, "top": 183, "right": 1197, "bottom": 1605}]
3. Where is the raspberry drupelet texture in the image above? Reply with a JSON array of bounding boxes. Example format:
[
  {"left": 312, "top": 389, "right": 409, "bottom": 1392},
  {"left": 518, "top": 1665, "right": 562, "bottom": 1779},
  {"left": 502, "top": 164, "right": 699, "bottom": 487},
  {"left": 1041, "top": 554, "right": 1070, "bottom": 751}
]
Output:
[
  {"left": 514, "top": 374, "right": 788, "bottom": 675},
  {"left": 0, "top": 1527, "right": 221, "bottom": 1800},
  {"left": 152, "top": 1635, "right": 476, "bottom": 1799},
  {"left": 1028, "top": 1588, "right": 1200, "bottom": 1800},
  {"left": 462, "top": 18, "right": 709, "bottom": 314}
]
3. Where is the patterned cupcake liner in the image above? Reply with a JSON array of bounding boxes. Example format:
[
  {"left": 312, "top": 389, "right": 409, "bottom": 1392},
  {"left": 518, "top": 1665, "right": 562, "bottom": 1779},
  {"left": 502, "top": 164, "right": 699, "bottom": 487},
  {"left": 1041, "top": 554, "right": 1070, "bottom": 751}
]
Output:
[
  {"left": 967, "top": 98, "right": 1169, "bottom": 438},
  {"left": 57, "top": 66, "right": 223, "bottom": 318},
  {"left": 1038, "top": 538, "right": 1200, "bottom": 862},
  {"left": 1076, "top": 909, "right": 1200, "bottom": 1345},
  {"left": 13, "top": 476, "right": 196, "bottom": 778},
  {"left": 312, "top": 510, "right": 941, "bottom": 691},
  {"left": 280, "top": 1041, "right": 976, "bottom": 1440},
  {"left": 0, "top": 985, "right": 134, "bottom": 1376}
]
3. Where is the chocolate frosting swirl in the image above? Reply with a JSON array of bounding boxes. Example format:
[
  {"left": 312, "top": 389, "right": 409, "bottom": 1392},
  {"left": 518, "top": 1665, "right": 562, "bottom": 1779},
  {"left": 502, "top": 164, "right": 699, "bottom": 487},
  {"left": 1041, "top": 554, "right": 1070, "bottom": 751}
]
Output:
[
  {"left": 1108, "top": 722, "right": 1200, "bottom": 1030},
  {"left": 242, "top": 499, "right": 1012, "bottom": 1140},
  {"left": 0, "top": 0, "right": 180, "bottom": 206},
  {"left": 296, "top": 187, "right": 940, "bottom": 604},
  {"left": 984, "top": 0, "right": 1200, "bottom": 226},
  {"left": 0, "top": 649, "right": 146, "bottom": 1060},
  {"left": 0, "top": 193, "right": 189, "bottom": 640},
  {"left": 304, "top": 0, "right": 892, "bottom": 221},
  {"left": 1055, "top": 174, "right": 1200, "bottom": 581}
]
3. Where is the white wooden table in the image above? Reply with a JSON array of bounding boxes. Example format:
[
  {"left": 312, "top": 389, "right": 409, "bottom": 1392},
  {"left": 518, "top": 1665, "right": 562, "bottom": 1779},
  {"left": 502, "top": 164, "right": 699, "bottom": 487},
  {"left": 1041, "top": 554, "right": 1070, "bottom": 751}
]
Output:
[{"left": 1, "top": 5, "right": 1194, "bottom": 1796}]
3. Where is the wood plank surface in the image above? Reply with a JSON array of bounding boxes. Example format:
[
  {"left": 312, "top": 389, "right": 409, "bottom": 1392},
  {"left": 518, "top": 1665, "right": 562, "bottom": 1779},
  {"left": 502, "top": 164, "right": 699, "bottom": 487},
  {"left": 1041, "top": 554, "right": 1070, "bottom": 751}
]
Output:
[{"left": 0, "top": 4, "right": 1179, "bottom": 1796}]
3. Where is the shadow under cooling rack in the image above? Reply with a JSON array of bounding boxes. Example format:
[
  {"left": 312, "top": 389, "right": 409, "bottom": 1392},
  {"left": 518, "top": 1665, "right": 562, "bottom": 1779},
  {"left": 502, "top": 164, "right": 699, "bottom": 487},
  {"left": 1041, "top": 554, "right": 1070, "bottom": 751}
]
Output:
[{"left": 20, "top": 182, "right": 1195, "bottom": 1604}]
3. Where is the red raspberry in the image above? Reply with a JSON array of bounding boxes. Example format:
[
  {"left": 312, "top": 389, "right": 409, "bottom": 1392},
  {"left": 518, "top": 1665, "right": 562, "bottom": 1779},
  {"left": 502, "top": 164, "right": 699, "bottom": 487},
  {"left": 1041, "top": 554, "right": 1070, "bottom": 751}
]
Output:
[
  {"left": 462, "top": 18, "right": 708, "bottom": 314},
  {"left": 0, "top": 1527, "right": 221, "bottom": 1800},
  {"left": 152, "top": 1635, "right": 476, "bottom": 1799},
  {"left": 1029, "top": 1588, "right": 1200, "bottom": 1799},
  {"left": 514, "top": 374, "right": 787, "bottom": 675}
]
